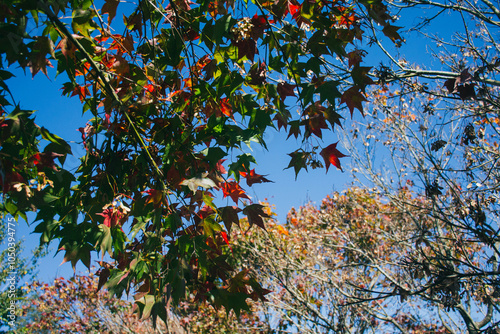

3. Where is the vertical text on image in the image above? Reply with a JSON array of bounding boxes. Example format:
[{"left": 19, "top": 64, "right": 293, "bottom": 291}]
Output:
[{"left": 5, "top": 216, "right": 17, "bottom": 328}]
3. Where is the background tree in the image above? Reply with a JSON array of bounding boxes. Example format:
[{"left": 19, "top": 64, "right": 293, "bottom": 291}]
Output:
[
  {"left": 229, "top": 192, "right": 456, "bottom": 333},
  {"left": 15, "top": 271, "right": 267, "bottom": 333},
  {"left": 338, "top": 0, "right": 500, "bottom": 331},
  {"left": 0, "top": 211, "right": 46, "bottom": 332}
]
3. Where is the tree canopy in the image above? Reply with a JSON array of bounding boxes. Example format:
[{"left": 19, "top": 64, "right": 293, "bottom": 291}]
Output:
[
  {"left": 2, "top": 0, "right": 500, "bottom": 330},
  {"left": 0, "top": 0, "right": 401, "bottom": 323}
]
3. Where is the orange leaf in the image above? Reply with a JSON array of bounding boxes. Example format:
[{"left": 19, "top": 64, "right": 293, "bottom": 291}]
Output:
[
  {"left": 220, "top": 98, "right": 233, "bottom": 118},
  {"left": 70, "top": 84, "right": 90, "bottom": 102},
  {"left": 276, "top": 225, "right": 289, "bottom": 236},
  {"left": 239, "top": 169, "right": 273, "bottom": 186},
  {"left": 222, "top": 181, "right": 250, "bottom": 204}
]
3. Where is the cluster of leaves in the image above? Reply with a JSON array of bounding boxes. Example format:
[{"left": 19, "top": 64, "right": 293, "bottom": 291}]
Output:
[{"left": 0, "top": 0, "right": 401, "bottom": 322}]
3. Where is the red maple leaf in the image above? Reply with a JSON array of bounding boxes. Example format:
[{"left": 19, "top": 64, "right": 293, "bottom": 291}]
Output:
[
  {"left": 347, "top": 50, "right": 365, "bottom": 68},
  {"left": 70, "top": 84, "right": 90, "bottom": 102},
  {"left": 277, "top": 82, "right": 296, "bottom": 100},
  {"left": 304, "top": 113, "right": 329, "bottom": 139},
  {"left": 251, "top": 14, "right": 268, "bottom": 39},
  {"left": 320, "top": 142, "right": 348, "bottom": 172},
  {"left": 239, "top": 169, "right": 273, "bottom": 186},
  {"left": 222, "top": 181, "right": 250, "bottom": 204},
  {"left": 273, "top": 112, "right": 288, "bottom": 131},
  {"left": 220, "top": 231, "right": 232, "bottom": 252},
  {"left": 234, "top": 38, "right": 258, "bottom": 61},
  {"left": 220, "top": 97, "right": 233, "bottom": 118},
  {"left": 248, "top": 62, "right": 267, "bottom": 85},
  {"left": 32, "top": 152, "right": 65, "bottom": 170},
  {"left": 55, "top": 36, "right": 77, "bottom": 60},
  {"left": 97, "top": 208, "right": 125, "bottom": 228},
  {"left": 340, "top": 86, "right": 366, "bottom": 117}
]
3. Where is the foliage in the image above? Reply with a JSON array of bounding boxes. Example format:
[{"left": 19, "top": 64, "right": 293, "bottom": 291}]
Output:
[
  {"left": 339, "top": 0, "right": 500, "bottom": 332},
  {"left": 0, "top": 0, "right": 400, "bottom": 322},
  {"left": 15, "top": 272, "right": 172, "bottom": 333},
  {"left": 230, "top": 191, "right": 456, "bottom": 333},
  {"left": 15, "top": 272, "right": 267, "bottom": 333},
  {"left": 0, "top": 229, "right": 45, "bottom": 329}
]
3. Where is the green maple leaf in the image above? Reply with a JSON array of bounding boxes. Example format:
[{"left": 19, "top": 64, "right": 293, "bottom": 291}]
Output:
[
  {"left": 382, "top": 25, "right": 403, "bottom": 42},
  {"left": 285, "top": 150, "right": 310, "bottom": 179}
]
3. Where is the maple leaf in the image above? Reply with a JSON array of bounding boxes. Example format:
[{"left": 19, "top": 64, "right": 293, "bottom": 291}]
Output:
[
  {"left": 180, "top": 175, "right": 216, "bottom": 192},
  {"left": 273, "top": 112, "right": 288, "bottom": 131},
  {"left": 347, "top": 50, "right": 366, "bottom": 68},
  {"left": 70, "top": 84, "right": 90, "bottom": 102},
  {"left": 97, "top": 208, "right": 125, "bottom": 228},
  {"left": 276, "top": 225, "right": 289, "bottom": 236},
  {"left": 443, "top": 78, "right": 456, "bottom": 93},
  {"left": 248, "top": 62, "right": 267, "bottom": 85},
  {"left": 339, "top": 12, "right": 357, "bottom": 27},
  {"left": 124, "top": 12, "right": 143, "bottom": 37},
  {"left": 277, "top": 82, "right": 296, "bottom": 100},
  {"left": 457, "top": 83, "right": 476, "bottom": 100},
  {"left": 220, "top": 97, "right": 233, "bottom": 118},
  {"left": 222, "top": 181, "right": 250, "bottom": 204},
  {"left": 234, "top": 39, "right": 258, "bottom": 61},
  {"left": 143, "top": 189, "right": 164, "bottom": 208},
  {"left": 285, "top": 149, "right": 310, "bottom": 179},
  {"left": 219, "top": 205, "right": 241, "bottom": 233},
  {"left": 243, "top": 204, "right": 271, "bottom": 229},
  {"left": 29, "top": 36, "right": 55, "bottom": 78},
  {"left": 239, "top": 169, "right": 273, "bottom": 186},
  {"left": 431, "top": 140, "right": 447, "bottom": 151},
  {"left": 55, "top": 36, "right": 78, "bottom": 60},
  {"left": 286, "top": 120, "right": 301, "bottom": 139},
  {"left": 382, "top": 25, "right": 403, "bottom": 42},
  {"left": 220, "top": 231, "right": 232, "bottom": 252},
  {"left": 304, "top": 113, "right": 329, "bottom": 138},
  {"left": 351, "top": 65, "right": 374, "bottom": 91},
  {"left": 303, "top": 102, "right": 329, "bottom": 138},
  {"left": 101, "top": 0, "right": 120, "bottom": 25},
  {"left": 251, "top": 14, "right": 268, "bottom": 39},
  {"left": 33, "top": 152, "right": 65, "bottom": 170},
  {"left": 320, "top": 142, "right": 348, "bottom": 172},
  {"left": 323, "top": 107, "right": 343, "bottom": 130},
  {"left": 340, "top": 86, "right": 367, "bottom": 117},
  {"left": 443, "top": 69, "right": 476, "bottom": 100}
]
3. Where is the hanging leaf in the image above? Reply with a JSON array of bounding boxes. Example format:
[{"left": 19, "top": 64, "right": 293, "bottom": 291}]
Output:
[
  {"left": 320, "top": 142, "right": 348, "bottom": 172},
  {"left": 242, "top": 204, "right": 271, "bottom": 229}
]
